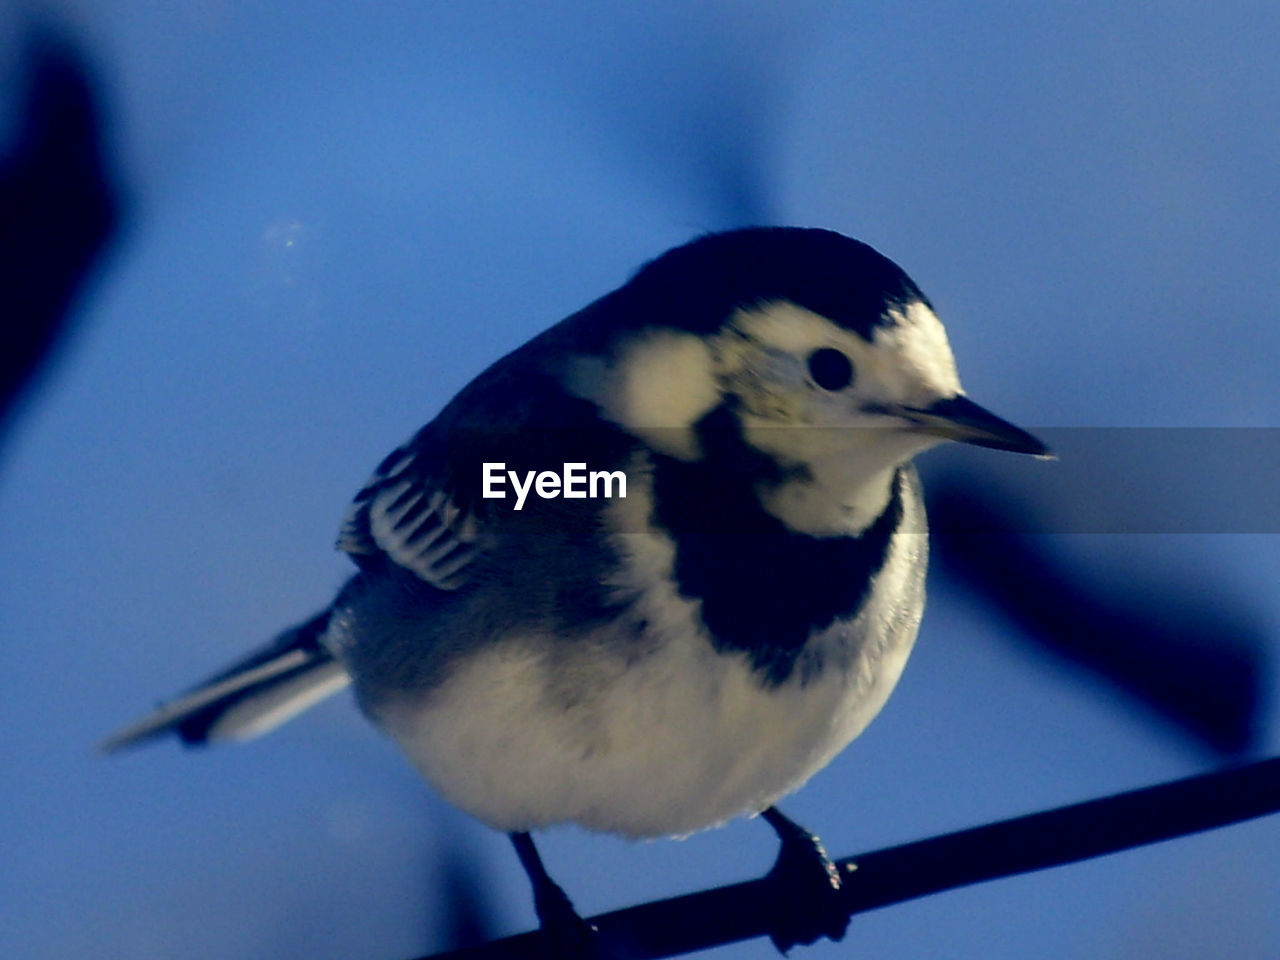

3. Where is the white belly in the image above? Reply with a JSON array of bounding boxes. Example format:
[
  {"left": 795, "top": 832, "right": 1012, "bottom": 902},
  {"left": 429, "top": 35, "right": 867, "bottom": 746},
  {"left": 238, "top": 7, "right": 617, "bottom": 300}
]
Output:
[{"left": 375, "top": 512, "right": 926, "bottom": 839}]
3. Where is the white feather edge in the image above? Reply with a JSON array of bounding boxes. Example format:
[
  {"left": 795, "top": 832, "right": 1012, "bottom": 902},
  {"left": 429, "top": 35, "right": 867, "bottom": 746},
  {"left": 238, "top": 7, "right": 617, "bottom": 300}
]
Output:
[
  {"left": 204, "top": 661, "right": 351, "bottom": 742},
  {"left": 99, "top": 652, "right": 348, "bottom": 752}
]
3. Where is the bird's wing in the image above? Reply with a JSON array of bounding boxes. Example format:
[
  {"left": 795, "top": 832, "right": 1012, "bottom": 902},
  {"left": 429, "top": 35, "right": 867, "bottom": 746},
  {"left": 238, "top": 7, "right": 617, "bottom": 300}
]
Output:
[
  {"left": 337, "top": 429, "right": 482, "bottom": 591},
  {"left": 337, "top": 321, "right": 646, "bottom": 592}
]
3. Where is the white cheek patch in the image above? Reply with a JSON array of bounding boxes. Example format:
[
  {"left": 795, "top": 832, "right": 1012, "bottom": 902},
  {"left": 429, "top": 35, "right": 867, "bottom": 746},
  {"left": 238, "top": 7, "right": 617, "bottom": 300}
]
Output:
[
  {"left": 715, "top": 303, "right": 854, "bottom": 420},
  {"left": 566, "top": 330, "right": 720, "bottom": 459},
  {"left": 870, "top": 300, "right": 962, "bottom": 403},
  {"left": 727, "top": 299, "right": 962, "bottom": 410},
  {"left": 714, "top": 300, "right": 963, "bottom": 537}
]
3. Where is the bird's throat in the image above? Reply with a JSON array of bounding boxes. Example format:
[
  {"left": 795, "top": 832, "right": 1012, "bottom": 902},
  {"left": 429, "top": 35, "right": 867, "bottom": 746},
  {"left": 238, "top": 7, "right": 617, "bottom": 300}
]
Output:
[{"left": 758, "top": 462, "right": 899, "bottom": 538}]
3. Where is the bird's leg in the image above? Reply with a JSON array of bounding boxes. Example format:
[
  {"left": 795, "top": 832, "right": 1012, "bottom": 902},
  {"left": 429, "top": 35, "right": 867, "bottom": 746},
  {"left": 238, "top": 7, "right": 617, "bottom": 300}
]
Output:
[
  {"left": 509, "top": 831, "right": 601, "bottom": 958},
  {"left": 760, "top": 807, "right": 852, "bottom": 953}
]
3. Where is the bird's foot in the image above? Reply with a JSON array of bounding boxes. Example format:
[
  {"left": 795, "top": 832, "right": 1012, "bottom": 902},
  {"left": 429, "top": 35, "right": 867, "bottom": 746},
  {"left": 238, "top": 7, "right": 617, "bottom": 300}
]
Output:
[
  {"left": 761, "top": 808, "right": 852, "bottom": 954},
  {"left": 511, "top": 831, "right": 608, "bottom": 959},
  {"left": 531, "top": 876, "right": 603, "bottom": 959}
]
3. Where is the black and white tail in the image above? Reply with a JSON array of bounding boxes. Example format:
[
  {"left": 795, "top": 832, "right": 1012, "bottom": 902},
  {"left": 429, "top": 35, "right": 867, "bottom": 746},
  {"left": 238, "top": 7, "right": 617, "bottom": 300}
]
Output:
[{"left": 100, "top": 609, "right": 350, "bottom": 752}]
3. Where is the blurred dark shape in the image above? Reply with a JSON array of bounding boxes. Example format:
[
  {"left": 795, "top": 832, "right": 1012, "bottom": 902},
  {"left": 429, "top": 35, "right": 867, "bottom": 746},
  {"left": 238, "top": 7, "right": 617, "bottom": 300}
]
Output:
[
  {"left": 597, "top": 64, "right": 776, "bottom": 229},
  {"left": 431, "top": 838, "right": 502, "bottom": 952},
  {"left": 573, "top": 7, "right": 834, "bottom": 229},
  {"left": 928, "top": 477, "right": 1268, "bottom": 756},
  {"left": 650, "top": 73, "right": 775, "bottom": 230},
  {"left": 0, "top": 29, "right": 119, "bottom": 441}
]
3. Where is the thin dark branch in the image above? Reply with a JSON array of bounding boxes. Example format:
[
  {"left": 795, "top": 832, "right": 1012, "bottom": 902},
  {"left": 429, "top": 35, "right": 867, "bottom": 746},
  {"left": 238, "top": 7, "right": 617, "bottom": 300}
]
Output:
[{"left": 417, "top": 756, "right": 1280, "bottom": 960}]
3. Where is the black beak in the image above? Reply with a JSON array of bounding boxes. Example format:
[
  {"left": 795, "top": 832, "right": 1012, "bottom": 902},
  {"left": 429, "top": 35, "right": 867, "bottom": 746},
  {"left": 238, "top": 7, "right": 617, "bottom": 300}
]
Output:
[{"left": 904, "top": 395, "right": 1051, "bottom": 457}]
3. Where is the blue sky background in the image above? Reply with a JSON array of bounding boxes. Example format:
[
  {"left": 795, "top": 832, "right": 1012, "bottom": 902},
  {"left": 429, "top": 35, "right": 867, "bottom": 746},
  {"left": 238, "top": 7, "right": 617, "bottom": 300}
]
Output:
[{"left": 2, "top": 3, "right": 1277, "bottom": 958}]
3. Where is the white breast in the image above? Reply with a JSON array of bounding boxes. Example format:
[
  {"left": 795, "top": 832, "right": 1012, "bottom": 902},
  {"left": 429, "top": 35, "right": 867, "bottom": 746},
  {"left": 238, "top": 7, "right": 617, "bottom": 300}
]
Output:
[{"left": 376, "top": 478, "right": 927, "bottom": 839}]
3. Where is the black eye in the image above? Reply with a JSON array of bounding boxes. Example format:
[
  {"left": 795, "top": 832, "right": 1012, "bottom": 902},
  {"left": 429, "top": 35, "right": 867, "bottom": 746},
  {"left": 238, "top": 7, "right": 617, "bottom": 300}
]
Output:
[{"left": 806, "top": 347, "right": 854, "bottom": 391}]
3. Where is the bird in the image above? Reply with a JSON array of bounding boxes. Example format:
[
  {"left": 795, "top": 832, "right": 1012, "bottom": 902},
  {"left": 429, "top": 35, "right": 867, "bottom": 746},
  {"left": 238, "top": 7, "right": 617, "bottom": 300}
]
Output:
[{"left": 103, "top": 226, "right": 1049, "bottom": 955}]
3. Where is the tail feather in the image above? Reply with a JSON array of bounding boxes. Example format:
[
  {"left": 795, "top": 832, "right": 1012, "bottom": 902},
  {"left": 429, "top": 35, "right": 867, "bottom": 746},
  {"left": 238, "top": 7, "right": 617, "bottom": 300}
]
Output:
[{"left": 100, "top": 609, "right": 350, "bottom": 753}]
